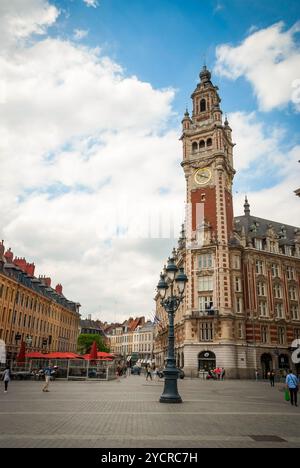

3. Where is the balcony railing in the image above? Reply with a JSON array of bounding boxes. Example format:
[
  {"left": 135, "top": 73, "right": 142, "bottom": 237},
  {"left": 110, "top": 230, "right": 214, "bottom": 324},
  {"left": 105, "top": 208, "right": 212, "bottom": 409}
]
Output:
[{"left": 191, "top": 309, "right": 219, "bottom": 318}]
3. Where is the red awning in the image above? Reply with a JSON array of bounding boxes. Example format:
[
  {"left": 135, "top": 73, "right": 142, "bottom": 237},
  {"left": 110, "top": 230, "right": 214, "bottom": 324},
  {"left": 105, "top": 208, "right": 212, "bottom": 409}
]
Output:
[
  {"left": 83, "top": 352, "right": 114, "bottom": 361},
  {"left": 97, "top": 352, "right": 113, "bottom": 358},
  {"left": 25, "top": 352, "right": 46, "bottom": 359},
  {"left": 45, "top": 352, "right": 83, "bottom": 359}
]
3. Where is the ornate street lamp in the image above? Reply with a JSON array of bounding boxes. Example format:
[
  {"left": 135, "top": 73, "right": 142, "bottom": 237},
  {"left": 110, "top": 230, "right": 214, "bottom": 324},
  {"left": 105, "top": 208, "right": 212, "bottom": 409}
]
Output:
[{"left": 157, "top": 257, "right": 188, "bottom": 403}]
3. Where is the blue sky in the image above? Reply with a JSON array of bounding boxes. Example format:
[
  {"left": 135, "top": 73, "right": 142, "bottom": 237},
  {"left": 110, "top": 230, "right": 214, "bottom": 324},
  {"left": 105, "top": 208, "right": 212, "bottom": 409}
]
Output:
[
  {"left": 48, "top": 0, "right": 300, "bottom": 195},
  {"left": 50, "top": 0, "right": 300, "bottom": 110},
  {"left": 0, "top": 0, "right": 299, "bottom": 320}
]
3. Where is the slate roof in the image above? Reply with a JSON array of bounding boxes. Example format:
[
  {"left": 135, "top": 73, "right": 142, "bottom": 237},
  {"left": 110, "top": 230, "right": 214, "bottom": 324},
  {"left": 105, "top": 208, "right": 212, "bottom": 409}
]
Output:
[{"left": 234, "top": 214, "right": 299, "bottom": 244}]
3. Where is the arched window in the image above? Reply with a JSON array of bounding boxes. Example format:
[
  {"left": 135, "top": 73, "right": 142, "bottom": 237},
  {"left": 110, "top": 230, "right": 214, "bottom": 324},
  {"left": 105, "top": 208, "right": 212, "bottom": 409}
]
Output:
[
  {"left": 200, "top": 99, "right": 206, "bottom": 112},
  {"left": 207, "top": 138, "right": 212, "bottom": 147},
  {"left": 199, "top": 140, "right": 205, "bottom": 149},
  {"left": 192, "top": 142, "right": 198, "bottom": 153}
]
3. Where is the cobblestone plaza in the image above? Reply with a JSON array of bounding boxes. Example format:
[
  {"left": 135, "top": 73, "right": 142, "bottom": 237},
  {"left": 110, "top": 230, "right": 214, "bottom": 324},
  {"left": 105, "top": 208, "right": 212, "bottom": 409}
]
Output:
[{"left": 0, "top": 376, "right": 299, "bottom": 448}]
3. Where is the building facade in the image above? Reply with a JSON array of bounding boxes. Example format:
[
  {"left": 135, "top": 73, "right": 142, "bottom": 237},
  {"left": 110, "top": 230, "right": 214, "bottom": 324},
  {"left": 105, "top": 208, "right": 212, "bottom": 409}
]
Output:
[
  {"left": 108, "top": 317, "right": 154, "bottom": 364},
  {"left": 0, "top": 241, "right": 81, "bottom": 359},
  {"left": 132, "top": 321, "right": 154, "bottom": 363},
  {"left": 154, "top": 67, "right": 300, "bottom": 378}
]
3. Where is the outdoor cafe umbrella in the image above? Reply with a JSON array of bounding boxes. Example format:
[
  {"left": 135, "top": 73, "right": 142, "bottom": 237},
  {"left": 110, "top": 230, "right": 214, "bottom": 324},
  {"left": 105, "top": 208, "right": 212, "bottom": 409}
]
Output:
[
  {"left": 44, "top": 352, "right": 83, "bottom": 359},
  {"left": 25, "top": 352, "right": 45, "bottom": 359},
  {"left": 90, "top": 341, "right": 98, "bottom": 360},
  {"left": 16, "top": 340, "right": 26, "bottom": 364}
]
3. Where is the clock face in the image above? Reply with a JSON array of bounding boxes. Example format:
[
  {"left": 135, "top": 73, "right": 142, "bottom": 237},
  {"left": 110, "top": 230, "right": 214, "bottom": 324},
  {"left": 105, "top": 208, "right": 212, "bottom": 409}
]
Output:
[{"left": 194, "top": 168, "right": 212, "bottom": 185}]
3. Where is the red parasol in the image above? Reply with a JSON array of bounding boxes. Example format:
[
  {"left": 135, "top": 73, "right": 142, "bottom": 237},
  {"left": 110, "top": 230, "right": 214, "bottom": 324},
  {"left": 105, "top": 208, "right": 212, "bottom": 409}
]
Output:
[
  {"left": 45, "top": 352, "right": 83, "bottom": 359},
  {"left": 25, "top": 352, "right": 46, "bottom": 359},
  {"left": 16, "top": 341, "right": 26, "bottom": 363},
  {"left": 90, "top": 341, "right": 98, "bottom": 360}
]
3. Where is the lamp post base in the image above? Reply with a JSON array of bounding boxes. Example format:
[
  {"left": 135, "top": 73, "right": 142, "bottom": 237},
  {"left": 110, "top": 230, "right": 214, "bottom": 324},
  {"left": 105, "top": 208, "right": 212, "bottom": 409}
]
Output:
[
  {"left": 159, "top": 367, "right": 182, "bottom": 404},
  {"left": 159, "top": 394, "right": 182, "bottom": 404}
]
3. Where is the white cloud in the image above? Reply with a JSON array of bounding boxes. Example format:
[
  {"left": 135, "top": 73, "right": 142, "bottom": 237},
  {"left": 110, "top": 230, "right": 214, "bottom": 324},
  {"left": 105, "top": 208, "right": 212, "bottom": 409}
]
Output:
[
  {"left": 0, "top": 0, "right": 59, "bottom": 50},
  {"left": 228, "top": 111, "right": 283, "bottom": 172},
  {"left": 230, "top": 111, "right": 300, "bottom": 225},
  {"left": 213, "top": 2, "right": 224, "bottom": 13},
  {"left": 0, "top": 0, "right": 182, "bottom": 322},
  {"left": 73, "top": 29, "right": 89, "bottom": 40},
  {"left": 215, "top": 21, "right": 300, "bottom": 112},
  {"left": 83, "top": 0, "right": 99, "bottom": 8},
  {"left": 233, "top": 168, "right": 300, "bottom": 227}
]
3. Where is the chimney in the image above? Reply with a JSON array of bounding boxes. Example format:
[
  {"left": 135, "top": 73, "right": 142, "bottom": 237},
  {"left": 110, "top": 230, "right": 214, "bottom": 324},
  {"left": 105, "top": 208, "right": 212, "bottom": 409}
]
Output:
[
  {"left": 0, "top": 240, "right": 4, "bottom": 258},
  {"left": 55, "top": 284, "right": 63, "bottom": 295},
  {"left": 4, "top": 248, "right": 13, "bottom": 263},
  {"left": 25, "top": 263, "right": 35, "bottom": 277},
  {"left": 39, "top": 276, "right": 51, "bottom": 287},
  {"left": 44, "top": 277, "right": 51, "bottom": 287},
  {"left": 13, "top": 257, "right": 27, "bottom": 272}
]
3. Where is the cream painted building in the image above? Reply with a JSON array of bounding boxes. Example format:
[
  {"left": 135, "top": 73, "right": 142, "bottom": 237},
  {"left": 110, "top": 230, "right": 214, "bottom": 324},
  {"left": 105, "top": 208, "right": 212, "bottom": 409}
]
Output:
[{"left": 132, "top": 321, "right": 154, "bottom": 363}]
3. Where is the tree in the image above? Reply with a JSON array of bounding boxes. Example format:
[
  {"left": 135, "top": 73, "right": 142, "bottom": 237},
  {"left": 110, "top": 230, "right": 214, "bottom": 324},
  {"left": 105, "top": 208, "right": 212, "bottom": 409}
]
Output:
[{"left": 77, "top": 334, "right": 110, "bottom": 354}]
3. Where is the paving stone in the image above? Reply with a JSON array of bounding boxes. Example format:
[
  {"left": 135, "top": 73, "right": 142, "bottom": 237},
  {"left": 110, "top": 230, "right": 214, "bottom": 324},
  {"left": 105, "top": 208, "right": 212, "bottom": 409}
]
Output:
[{"left": 0, "top": 377, "right": 299, "bottom": 448}]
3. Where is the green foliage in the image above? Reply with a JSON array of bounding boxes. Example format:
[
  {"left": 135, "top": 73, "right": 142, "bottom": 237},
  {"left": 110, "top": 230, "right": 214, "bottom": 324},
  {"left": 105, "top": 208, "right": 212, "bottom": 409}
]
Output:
[{"left": 77, "top": 334, "right": 110, "bottom": 354}]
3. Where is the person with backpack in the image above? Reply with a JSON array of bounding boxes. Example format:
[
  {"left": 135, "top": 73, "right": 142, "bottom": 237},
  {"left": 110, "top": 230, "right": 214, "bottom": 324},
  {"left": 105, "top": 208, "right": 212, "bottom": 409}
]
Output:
[
  {"left": 286, "top": 369, "right": 299, "bottom": 407},
  {"left": 42, "top": 365, "right": 52, "bottom": 392}
]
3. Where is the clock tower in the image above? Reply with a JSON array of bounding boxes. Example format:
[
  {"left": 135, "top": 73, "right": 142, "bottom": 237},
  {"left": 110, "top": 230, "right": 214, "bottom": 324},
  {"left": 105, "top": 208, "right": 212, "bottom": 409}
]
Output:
[{"left": 181, "top": 65, "right": 235, "bottom": 317}]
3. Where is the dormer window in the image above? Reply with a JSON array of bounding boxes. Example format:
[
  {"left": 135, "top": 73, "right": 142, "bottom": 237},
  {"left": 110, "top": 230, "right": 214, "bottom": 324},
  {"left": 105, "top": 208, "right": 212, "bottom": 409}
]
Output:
[
  {"left": 200, "top": 99, "right": 206, "bottom": 112},
  {"left": 285, "top": 245, "right": 292, "bottom": 256},
  {"left": 254, "top": 238, "right": 263, "bottom": 250}
]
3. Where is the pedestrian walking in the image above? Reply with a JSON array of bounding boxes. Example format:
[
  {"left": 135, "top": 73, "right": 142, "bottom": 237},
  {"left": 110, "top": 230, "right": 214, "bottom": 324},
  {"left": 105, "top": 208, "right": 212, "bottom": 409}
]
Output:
[
  {"left": 269, "top": 369, "right": 275, "bottom": 387},
  {"left": 42, "top": 365, "right": 52, "bottom": 392},
  {"left": 2, "top": 366, "right": 11, "bottom": 393},
  {"left": 145, "top": 364, "right": 152, "bottom": 381},
  {"left": 116, "top": 365, "right": 121, "bottom": 382},
  {"left": 255, "top": 369, "right": 259, "bottom": 381},
  {"left": 154, "top": 366, "right": 160, "bottom": 382},
  {"left": 286, "top": 369, "right": 299, "bottom": 407},
  {"left": 221, "top": 367, "right": 226, "bottom": 381}
]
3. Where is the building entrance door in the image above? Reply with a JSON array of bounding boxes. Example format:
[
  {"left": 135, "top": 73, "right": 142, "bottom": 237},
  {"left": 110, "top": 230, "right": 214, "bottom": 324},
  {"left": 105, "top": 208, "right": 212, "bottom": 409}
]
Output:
[
  {"left": 278, "top": 354, "right": 290, "bottom": 370},
  {"left": 261, "top": 353, "right": 272, "bottom": 379},
  {"left": 198, "top": 351, "right": 216, "bottom": 371}
]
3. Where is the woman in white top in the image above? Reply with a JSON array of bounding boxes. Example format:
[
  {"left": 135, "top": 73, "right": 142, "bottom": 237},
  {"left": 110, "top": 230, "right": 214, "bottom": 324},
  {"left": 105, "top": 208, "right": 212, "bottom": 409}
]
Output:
[{"left": 2, "top": 366, "right": 11, "bottom": 393}]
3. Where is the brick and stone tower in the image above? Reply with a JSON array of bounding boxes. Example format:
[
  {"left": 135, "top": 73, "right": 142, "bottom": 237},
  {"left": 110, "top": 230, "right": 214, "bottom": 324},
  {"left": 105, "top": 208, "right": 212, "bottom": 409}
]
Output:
[
  {"left": 181, "top": 66, "right": 235, "bottom": 312},
  {"left": 180, "top": 66, "right": 239, "bottom": 376}
]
